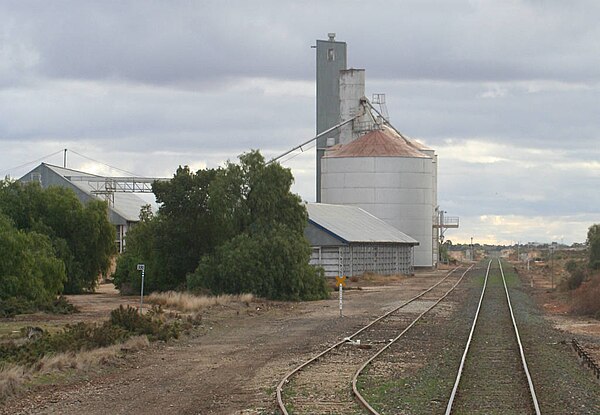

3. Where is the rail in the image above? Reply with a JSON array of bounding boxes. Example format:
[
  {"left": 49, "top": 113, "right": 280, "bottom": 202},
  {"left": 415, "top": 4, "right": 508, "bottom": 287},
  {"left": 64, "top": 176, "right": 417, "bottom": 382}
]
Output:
[
  {"left": 276, "top": 265, "right": 473, "bottom": 414},
  {"left": 352, "top": 265, "right": 474, "bottom": 413},
  {"left": 444, "top": 259, "right": 541, "bottom": 415}
]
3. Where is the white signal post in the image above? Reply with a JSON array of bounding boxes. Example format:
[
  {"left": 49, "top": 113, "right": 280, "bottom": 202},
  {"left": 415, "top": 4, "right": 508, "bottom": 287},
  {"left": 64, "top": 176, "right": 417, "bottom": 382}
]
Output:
[
  {"left": 137, "top": 264, "right": 145, "bottom": 312},
  {"left": 335, "top": 276, "right": 347, "bottom": 317}
]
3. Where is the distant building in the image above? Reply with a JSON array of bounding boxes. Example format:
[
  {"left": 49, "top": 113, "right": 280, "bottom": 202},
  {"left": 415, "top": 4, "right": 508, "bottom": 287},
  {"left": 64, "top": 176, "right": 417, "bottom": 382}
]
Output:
[
  {"left": 19, "top": 163, "right": 149, "bottom": 253},
  {"left": 305, "top": 203, "right": 419, "bottom": 277}
]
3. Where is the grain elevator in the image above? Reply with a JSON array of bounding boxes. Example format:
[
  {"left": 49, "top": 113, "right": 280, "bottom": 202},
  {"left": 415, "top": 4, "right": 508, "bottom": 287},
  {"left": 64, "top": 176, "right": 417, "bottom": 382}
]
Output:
[{"left": 315, "top": 33, "right": 454, "bottom": 268}]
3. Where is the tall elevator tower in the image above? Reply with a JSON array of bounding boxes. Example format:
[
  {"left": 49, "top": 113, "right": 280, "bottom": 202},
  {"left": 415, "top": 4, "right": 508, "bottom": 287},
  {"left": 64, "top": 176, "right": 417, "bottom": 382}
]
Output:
[{"left": 315, "top": 33, "right": 347, "bottom": 202}]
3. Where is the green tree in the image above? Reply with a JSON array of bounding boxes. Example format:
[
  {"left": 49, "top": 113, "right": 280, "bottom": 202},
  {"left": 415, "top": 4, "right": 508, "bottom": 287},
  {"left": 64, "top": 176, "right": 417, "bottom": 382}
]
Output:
[
  {"left": 587, "top": 224, "right": 600, "bottom": 269},
  {"left": 189, "top": 151, "right": 328, "bottom": 300},
  {"left": 0, "top": 213, "right": 66, "bottom": 303},
  {"left": 114, "top": 150, "right": 329, "bottom": 301},
  {"left": 0, "top": 180, "right": 116, "bottom": 293}
]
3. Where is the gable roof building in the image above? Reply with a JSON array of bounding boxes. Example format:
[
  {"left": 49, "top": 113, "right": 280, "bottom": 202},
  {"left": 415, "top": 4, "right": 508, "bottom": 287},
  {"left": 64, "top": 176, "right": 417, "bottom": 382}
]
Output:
[
  {"left": 305, "top": 203, "right": 418, "bottom": 277},
  {"left": 19, "top": 163, "right": 150, "bottom": 252}
]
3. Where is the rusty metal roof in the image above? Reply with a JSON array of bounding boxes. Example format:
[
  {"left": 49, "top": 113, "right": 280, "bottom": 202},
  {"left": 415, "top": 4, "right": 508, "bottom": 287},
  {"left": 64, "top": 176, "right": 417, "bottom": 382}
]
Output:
[{"left": 324, "top": 128, "right": 429, "bottom": 158}]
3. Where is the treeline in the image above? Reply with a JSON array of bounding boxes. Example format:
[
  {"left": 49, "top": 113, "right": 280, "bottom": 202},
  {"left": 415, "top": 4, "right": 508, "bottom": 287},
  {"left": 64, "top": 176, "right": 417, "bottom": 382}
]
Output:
[
  {"left": 0, "top": 180, "right": 115, "bottom": 314},
  {"left": 113, "top": 150, "right": 328, "bottom": 301}
]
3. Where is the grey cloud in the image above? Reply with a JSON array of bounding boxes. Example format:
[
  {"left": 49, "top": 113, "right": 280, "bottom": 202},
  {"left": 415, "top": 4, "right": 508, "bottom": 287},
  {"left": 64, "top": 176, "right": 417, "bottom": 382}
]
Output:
[
  {"left": 2, "top": 1, "right": 600, "bottom": 87},
  {"left": 372, "top": 80, "right": 600, "bottom": 150}
]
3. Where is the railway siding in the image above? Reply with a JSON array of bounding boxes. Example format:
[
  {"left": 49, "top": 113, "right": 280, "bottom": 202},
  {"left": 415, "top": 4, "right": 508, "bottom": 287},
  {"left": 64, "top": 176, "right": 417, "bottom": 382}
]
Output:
[{"left": 278, "top": 267, "right": 471, "bottom": 414}]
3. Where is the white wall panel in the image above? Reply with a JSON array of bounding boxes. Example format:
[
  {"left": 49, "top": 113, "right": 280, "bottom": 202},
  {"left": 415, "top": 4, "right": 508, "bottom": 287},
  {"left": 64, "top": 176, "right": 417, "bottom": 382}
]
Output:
[{"left": 322, "top": 153, "right": 436, "bottom": 267}]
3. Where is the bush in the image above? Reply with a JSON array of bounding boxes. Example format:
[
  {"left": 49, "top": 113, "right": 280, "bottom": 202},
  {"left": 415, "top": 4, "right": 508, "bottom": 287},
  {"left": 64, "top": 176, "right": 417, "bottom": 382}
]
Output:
[
  {"left": 110, "top": 306, "right": 179, "bottom": 341},
  {"left": 570, "top": 274, "right": 600, "bottom": 318},
  {"left": 0, "top": 298, "right": 35, "bottom": 318},
  {"left": 188, "top": 225, "right": 329, "bottom": 301},
  {"left": 558, "top": 260, "right": 587, "bottom": 291},
  {"left": 0, "top": 306, "right": 180, "bottom": 367},
  {"left": 0, "top": 296, "right": 78, "bottom": 318}
]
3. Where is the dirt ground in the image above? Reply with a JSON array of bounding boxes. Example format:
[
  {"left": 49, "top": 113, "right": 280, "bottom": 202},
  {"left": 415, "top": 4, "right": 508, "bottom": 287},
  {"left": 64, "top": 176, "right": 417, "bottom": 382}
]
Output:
[
  {"left": 1, "top": 264, "right": 599, "bottom": 414},
  {"left": 520, "top": 261, "right": 600, "bottom": 364}
]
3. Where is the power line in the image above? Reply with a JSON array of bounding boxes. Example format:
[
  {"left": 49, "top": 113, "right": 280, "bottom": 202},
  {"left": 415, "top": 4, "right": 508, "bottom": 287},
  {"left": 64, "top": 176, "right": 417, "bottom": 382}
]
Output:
[
  {"left": 68, "top": 149, "right": 142, "bottom": 177},
  {"left": 0, "top": 149, "right": 64, "bottom": 177}
]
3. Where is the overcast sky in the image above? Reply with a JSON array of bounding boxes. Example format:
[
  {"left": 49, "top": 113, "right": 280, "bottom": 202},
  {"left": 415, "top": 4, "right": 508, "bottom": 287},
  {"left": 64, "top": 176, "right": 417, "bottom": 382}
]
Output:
[{"left": 1, "top": 0, "right": 598, "bottom": 245}]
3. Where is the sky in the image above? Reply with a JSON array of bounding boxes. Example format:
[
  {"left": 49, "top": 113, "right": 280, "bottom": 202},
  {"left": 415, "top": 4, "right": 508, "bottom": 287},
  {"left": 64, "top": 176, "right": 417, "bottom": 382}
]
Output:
[{"left": 1, "top": 0, "right": 598, "bottom": 245}]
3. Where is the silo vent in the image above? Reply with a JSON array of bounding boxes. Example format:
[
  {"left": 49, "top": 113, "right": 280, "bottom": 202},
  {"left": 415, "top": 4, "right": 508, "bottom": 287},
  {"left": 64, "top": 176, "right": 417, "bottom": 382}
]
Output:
[
  {"left": 326, "top": 137, "right": 336, "bottom": 147},
  {"left": 328, "top": 33, "right": 336, "bottom": 41}
]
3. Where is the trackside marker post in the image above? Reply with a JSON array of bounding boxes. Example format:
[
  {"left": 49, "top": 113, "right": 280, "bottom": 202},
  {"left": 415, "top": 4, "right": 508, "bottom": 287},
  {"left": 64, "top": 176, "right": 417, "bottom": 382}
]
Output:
[
  {"left": 137, "top": 263, "right": 145, "bottom": 312},
  {"left": 335, "top": 276, "right": 347, "bottom": 317}
]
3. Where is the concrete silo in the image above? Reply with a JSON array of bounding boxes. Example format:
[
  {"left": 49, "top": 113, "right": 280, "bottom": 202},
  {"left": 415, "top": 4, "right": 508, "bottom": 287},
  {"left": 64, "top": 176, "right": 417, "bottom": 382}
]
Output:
[{"left": 320, "top": 126, "right": 435, "bottom": 267}]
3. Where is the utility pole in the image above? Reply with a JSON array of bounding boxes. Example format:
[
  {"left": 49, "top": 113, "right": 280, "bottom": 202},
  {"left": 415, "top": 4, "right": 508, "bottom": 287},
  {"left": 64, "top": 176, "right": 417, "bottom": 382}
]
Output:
[
  {"left": 470, "top": 237, "right": 473, "bottom": 261},
  {"left": 549, "top": 245, "right": 555, "bottom": 289},
  {"left": 63, "top": 149, "right": 67, "bottom": 168}
]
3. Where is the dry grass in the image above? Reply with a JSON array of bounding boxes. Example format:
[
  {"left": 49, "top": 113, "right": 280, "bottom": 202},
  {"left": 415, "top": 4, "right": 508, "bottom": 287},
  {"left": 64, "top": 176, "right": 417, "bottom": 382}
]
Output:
[
  {"left": 0, "top": 336, "right": 149, "bottom": 402},
  {"left": 0, "top": 365, "right": 25, "bottom": 401},
  {"left": 326, "top": 273, "right": 407, "bottom": 291},
  {"left": 146, "top": 291, "right": 254, "bottom": 312}
]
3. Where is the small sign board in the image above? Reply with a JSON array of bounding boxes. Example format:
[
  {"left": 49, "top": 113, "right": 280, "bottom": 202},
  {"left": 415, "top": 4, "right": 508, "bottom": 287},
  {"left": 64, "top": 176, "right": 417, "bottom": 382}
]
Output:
[
  {"left": 137, "top": 264, "right": 145, "bottom": 271},
  {"left": 335, "top": 275, "right": 347, "bottom": 288}
]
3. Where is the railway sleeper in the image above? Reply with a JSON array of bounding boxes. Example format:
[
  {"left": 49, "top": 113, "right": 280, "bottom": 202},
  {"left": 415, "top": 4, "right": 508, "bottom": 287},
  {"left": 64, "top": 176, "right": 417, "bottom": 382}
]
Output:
[{"left": 572, "top": 338, "right": 600, "bottom": 381}]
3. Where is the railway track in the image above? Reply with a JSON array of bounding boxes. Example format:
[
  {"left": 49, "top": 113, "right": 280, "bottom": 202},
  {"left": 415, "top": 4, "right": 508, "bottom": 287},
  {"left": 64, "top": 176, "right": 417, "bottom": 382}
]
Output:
[
  {"left": 276, "top": 265, "right": 473, "bottom": 414},
  {"left": 444, "top": 259, "right": 541, "bottom": 415}
]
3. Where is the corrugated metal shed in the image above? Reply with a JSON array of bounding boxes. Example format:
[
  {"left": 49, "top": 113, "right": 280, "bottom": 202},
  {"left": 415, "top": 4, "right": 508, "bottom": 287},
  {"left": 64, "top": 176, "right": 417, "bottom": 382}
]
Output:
[
  {"left": 306, "top": 203, "right": 418, "bottom": 245},
  {"left": 40, "top": 164, "right": 146, "bottom": 223},
  {"left": 19, "top": 163, "right": 152, "bottom": 253}
]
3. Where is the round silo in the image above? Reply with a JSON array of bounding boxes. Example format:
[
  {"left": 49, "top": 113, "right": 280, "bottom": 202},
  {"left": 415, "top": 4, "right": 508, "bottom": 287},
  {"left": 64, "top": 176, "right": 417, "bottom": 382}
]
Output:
[{"left": 320, "top": 126, "right": 435, "bottom": 267}]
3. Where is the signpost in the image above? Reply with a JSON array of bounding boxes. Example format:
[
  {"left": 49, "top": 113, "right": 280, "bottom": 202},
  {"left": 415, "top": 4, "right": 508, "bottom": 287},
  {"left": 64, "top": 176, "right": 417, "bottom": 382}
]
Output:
[
  {"left": 335, "top": 276, "right": 347, "bottom": 317},
  {"left": 137, "top": 263, "right": 145, "bottom": 312}
]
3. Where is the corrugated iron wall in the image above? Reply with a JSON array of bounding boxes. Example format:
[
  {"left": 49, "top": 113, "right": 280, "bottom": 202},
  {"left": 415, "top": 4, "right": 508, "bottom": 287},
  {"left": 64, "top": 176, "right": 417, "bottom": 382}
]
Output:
[{"left": 309, "top": 244, "right": 413, "bottom": 278}]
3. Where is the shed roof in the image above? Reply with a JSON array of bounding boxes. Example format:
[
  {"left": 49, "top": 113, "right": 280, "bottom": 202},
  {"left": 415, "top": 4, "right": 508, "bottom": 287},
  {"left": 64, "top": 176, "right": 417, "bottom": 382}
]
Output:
[
  {"left": 324, "top": 128, "right": 429, "bottom": 159},
  {"left": 306, "top": 203, "right": 419, "bottom": 245},
  {"left": 41, "top": 164, "right": 148, "bottom": 222}
]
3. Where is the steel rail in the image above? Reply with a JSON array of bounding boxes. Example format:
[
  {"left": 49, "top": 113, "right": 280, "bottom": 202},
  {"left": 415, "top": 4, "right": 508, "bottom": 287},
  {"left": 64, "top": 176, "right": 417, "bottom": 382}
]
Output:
[
  {"left": 444, "top": 259, "right": 541, "bottom": 415},
  {"left": 444, "top": 259, "right": 492, "bottom": 415},
  {"left": 498, "top": 260, "right": 542, "bottom": 415},
  {"left": 276, "top": 265, "right": 467, "bottom": 414},
  {"left": 352, "top": 265, "right": 474, "bottom": 414}
]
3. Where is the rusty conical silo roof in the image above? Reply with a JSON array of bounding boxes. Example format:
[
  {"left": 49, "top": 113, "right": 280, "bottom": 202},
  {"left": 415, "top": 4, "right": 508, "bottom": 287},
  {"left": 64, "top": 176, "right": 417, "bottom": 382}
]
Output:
[{"left": 324, "top": 128, "right": 429, "bottom": 158}]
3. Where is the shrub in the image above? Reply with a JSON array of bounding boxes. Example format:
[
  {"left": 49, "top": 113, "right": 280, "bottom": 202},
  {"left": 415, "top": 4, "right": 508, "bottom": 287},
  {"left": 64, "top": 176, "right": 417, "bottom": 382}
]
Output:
[
  {"left": 0, "top": 306, "right": 180, "bottom": 367},
  {"left": 570, "top": 274, "right": 600, "bottom": 318},
  {"left": 188, "top": 225, "right": 329, "bottom": 301},
  {"left": 0, "top": 298, "right": 35, "bottom": 318},
  {"left": 558, "top": 260, "right": 587, "bottom": 291},
  {"left": 110, "top": 306, "right": 180, "bottom": 341},
  {"left": 0, "top": 296, "right": 78, "bottom": 318}
]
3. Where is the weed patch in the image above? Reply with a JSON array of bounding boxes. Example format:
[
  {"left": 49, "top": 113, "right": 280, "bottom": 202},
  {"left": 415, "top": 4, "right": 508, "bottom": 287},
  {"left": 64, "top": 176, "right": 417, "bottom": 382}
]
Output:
[
  {"left": 0, "top": 306, "right": 179, "bottom": 368},
  {"left": 0, "top": 296, "right": 78, "bottom": 318},
  {"left": 146, "top": 291, "right": 254, "bottom": 312}
]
